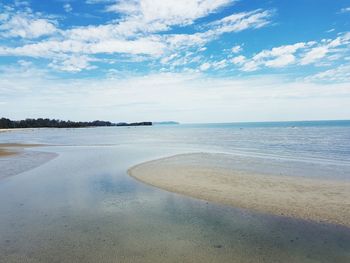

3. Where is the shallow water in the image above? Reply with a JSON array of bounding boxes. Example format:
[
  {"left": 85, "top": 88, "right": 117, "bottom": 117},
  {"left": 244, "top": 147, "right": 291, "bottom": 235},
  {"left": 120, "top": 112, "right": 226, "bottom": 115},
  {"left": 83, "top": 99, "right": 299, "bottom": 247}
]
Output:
[{"left": 0, "top": 124, "right": 350, "bottom": 262}]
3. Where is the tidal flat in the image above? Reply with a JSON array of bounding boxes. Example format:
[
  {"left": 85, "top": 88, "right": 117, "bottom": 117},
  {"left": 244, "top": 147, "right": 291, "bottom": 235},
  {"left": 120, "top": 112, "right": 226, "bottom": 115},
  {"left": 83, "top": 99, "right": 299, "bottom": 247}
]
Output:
[{"left": 0, "top": 126, "right": 350, "bottom": 262}]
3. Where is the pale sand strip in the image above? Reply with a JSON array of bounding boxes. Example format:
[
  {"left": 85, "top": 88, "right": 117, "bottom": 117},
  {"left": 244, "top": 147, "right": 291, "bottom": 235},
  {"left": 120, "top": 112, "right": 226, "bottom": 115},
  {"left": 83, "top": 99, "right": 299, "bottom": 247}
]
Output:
[
  {"left": 0, "top": 143, "right": 42, "bottom": 157},
  {"left": 128, "top": 153, "right": 350, "bottom": 227}
]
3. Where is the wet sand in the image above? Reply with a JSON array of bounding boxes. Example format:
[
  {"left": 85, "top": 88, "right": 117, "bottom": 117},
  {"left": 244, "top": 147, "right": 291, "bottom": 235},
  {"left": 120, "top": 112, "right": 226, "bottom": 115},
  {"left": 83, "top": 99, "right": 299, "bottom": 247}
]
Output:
[
  {"left": 0, "top": 144, "right": 56, "bottom": 180},
  {"left": 0, "top": 143, "right": 41, "bottom": 157},
  {"left": 128, "top": 153, "right": 350, "bottom": 227},
  {"left": 0, "top": 149, "right": 17, "bottom": 157}
]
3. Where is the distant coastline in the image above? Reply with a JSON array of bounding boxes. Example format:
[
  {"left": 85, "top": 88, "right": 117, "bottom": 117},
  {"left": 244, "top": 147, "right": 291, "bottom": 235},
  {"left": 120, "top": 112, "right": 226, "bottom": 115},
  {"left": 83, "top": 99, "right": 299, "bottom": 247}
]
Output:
[
  {"left": 0, "top": 117, "right": 152, "bottom": 129},
  {"left": 153, "top": 121, "right": 180, "bottom": 125}
]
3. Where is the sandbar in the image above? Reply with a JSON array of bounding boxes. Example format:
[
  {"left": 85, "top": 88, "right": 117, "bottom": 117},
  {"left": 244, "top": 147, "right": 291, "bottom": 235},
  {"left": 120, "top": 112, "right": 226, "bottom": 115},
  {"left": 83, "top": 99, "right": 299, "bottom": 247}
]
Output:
[
  {"left": 0, "top": 143, "right": 42, "bottom": 157},
  {"left": 128, "top": 153, "right": 350, "bottom": 227}
]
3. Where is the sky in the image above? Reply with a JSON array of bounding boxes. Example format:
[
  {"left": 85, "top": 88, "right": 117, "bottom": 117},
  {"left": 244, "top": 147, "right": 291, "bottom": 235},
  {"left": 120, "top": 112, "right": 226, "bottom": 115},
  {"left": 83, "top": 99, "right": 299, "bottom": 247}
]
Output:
[{"left": 0, "top": 0, "right": 350, "bottom": 123}]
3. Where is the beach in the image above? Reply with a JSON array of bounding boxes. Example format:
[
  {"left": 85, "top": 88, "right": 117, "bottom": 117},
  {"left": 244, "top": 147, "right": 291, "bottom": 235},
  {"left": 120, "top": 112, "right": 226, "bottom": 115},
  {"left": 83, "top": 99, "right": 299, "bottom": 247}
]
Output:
[
  {"left": 0, "top": 148, "right": 17, "bottom": 157},
  {"left": 0, "top": 143, "right": 41, "bottom": 157},
  {"left": 128, "top": 153, "right": 350, "bottom": 227}
]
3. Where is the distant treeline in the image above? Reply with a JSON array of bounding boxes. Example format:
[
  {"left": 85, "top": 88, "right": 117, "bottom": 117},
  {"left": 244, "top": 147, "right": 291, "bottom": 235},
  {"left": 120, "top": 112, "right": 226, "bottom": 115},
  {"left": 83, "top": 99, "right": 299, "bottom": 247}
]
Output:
[
  {"left": 0, "top": 118, "right": 152, "bottom": 129},
  {"left": 116, "top": 122, "right": 152, "bottom": 127}
]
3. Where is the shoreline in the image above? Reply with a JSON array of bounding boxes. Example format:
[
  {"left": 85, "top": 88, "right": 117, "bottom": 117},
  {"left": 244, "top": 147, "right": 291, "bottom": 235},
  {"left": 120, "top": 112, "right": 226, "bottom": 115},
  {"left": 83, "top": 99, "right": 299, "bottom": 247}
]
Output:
[
  {"left": 128, "top": 153, "right": 350, "bottom": 228},
  {"left": 0, "top": 143, "right": 43, "bottom": 157},
  {"left": 0, "top": 149, "right": 18, "bottom": 157}
]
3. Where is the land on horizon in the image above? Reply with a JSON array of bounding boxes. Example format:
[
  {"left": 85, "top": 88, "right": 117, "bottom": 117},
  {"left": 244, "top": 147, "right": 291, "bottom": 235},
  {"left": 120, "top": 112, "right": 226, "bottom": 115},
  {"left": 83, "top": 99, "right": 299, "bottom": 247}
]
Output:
[{"left": 0, "top": 117, "right": 153, "bottom": 129}]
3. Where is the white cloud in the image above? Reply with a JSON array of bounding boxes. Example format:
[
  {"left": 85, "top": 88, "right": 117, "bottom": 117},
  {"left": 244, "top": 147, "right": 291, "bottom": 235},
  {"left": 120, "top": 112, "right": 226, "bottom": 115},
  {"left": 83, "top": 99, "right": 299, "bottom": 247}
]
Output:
[
  {"left": 0, "top": 2, "right": 274, "bottom": 72},
  {"left": 240, "top": 42, "right": 307, "bottom": 71},
  {"left": 235, "top": 33, "right": 350, "bottom": 71},
  {"left": 210, "top": 9, "right": 273, "bottom": 34},
  {"left": 105, "top": 0, "right": 234, "bottom": 26},
  {"left": 0, "top": 8, "right": 58, "bottom": 39},
  {"left": 212, "top": 59, "right": 227, "bottom": 69},
  {"left": 164, "top": 9, "right": 273, "bottom": 52},
  {"left": 305, "top": 64, "right": 350, "bottom": 83},
  {"left": 199, "top": 62, "right": 211, "bottom": 71},
  {"left": 300, "top": 33, "right": 350, "bottom": 65},
  {"left": 300, "top": 46, "right": 329, "bottom": 65},
  {"left": 231, "top": 55, "right": 246, "bottom": 65},
  {"left": 49, "top": 55, "right": 96, "bottom": 72},
  {"left": 0, "top": 36, "right": 166, "bottom": 57},
  {"left": 64, "top": 3, "right": 73, "bottom": 13},
  {"left": 13, "top": 1, "right": 30, "bottom": 7},
  {"left": 0, "top": 15, "right": 57, "bottom": 39},
  {"left": 231, "top": 45, "right": 242, "bottom": 53},
  {"left": 90, "top": 0, "right": 235, "bottom": 39},
  {"left": 265, "top": 54, "right": 295, "bottom": 68},
  {"left": 340, "top": 7, "right": 350, "bottom": 13}
]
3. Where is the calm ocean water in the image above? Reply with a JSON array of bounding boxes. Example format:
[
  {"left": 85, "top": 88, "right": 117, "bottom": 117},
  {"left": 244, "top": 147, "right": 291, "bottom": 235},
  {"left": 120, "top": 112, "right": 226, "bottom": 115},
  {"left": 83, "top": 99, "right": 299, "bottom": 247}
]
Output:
[
  {"left": 2, "top": 120, "right": 350, "bottom": 166},
  {"left": 0, "top": 120, "right": 350, "bottom": 262}
]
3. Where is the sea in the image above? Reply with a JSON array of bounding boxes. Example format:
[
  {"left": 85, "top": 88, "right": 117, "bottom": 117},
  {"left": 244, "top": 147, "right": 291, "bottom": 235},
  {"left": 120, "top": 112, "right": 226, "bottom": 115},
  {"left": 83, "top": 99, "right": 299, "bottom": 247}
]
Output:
[{"left": 0, "top": 120, "right": 349, "bottom": 262}]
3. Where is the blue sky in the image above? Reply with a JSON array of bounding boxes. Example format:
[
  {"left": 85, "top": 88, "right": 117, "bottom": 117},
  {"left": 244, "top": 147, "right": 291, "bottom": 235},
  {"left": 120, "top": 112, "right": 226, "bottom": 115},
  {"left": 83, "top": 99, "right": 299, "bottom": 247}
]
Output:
[{"left": 0, "top": 0, "right": 350, "bottom": 122}]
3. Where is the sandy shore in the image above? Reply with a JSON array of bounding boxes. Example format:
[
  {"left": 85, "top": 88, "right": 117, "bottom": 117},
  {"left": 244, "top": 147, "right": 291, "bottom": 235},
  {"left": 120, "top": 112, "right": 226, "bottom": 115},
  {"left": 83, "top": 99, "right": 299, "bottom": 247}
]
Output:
[
  {"left": 128, "top": 153, "right": 350, "bottom": 227},
  {"left": 0, "top": 149, "right": 17, "bottom": 157},
  {"left": 0, "top": 143, "right": 42, "bottom": 157},
  {"left": 0, "top": 128, "right": 31, "bottom": 133}
]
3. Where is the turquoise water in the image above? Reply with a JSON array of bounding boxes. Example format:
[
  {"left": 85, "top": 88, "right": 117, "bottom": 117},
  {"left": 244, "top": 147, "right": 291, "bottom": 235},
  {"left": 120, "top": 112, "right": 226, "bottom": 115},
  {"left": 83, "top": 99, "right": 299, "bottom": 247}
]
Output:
[{"left": 0, "top": 121, "right": 350, "bottom": 262}]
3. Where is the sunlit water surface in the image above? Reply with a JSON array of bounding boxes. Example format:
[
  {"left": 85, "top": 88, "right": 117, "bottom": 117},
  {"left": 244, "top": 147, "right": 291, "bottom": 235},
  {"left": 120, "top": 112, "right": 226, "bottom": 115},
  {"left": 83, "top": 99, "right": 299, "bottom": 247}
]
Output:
[{"left": 0, "top": 122, "right": 350, "bottom": 262}]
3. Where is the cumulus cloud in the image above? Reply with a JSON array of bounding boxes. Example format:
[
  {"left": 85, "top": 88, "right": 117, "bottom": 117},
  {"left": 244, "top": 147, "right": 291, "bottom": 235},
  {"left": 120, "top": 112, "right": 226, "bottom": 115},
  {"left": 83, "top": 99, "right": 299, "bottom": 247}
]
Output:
[{"left": 0, "top": 9, "right": 58, "bottom": 39}]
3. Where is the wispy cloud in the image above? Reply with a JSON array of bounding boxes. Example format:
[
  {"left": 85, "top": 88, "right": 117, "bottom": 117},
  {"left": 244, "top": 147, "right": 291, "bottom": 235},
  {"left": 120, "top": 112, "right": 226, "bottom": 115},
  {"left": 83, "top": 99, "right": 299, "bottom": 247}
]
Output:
[
  {"left": 0, "top": 1, "right": 273, "bottom": 72},
  {"left": 233, "top": 32, "right": 350, "bottom": 72},
  {"left": 63, "top": 3, "right": 73, "bottom": 13},
  {"left": 340, "top": 7, "right": 350, "bottom": 13},
  {"left": 305, "top": 64, "right": 350, "bottom": 83}
]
